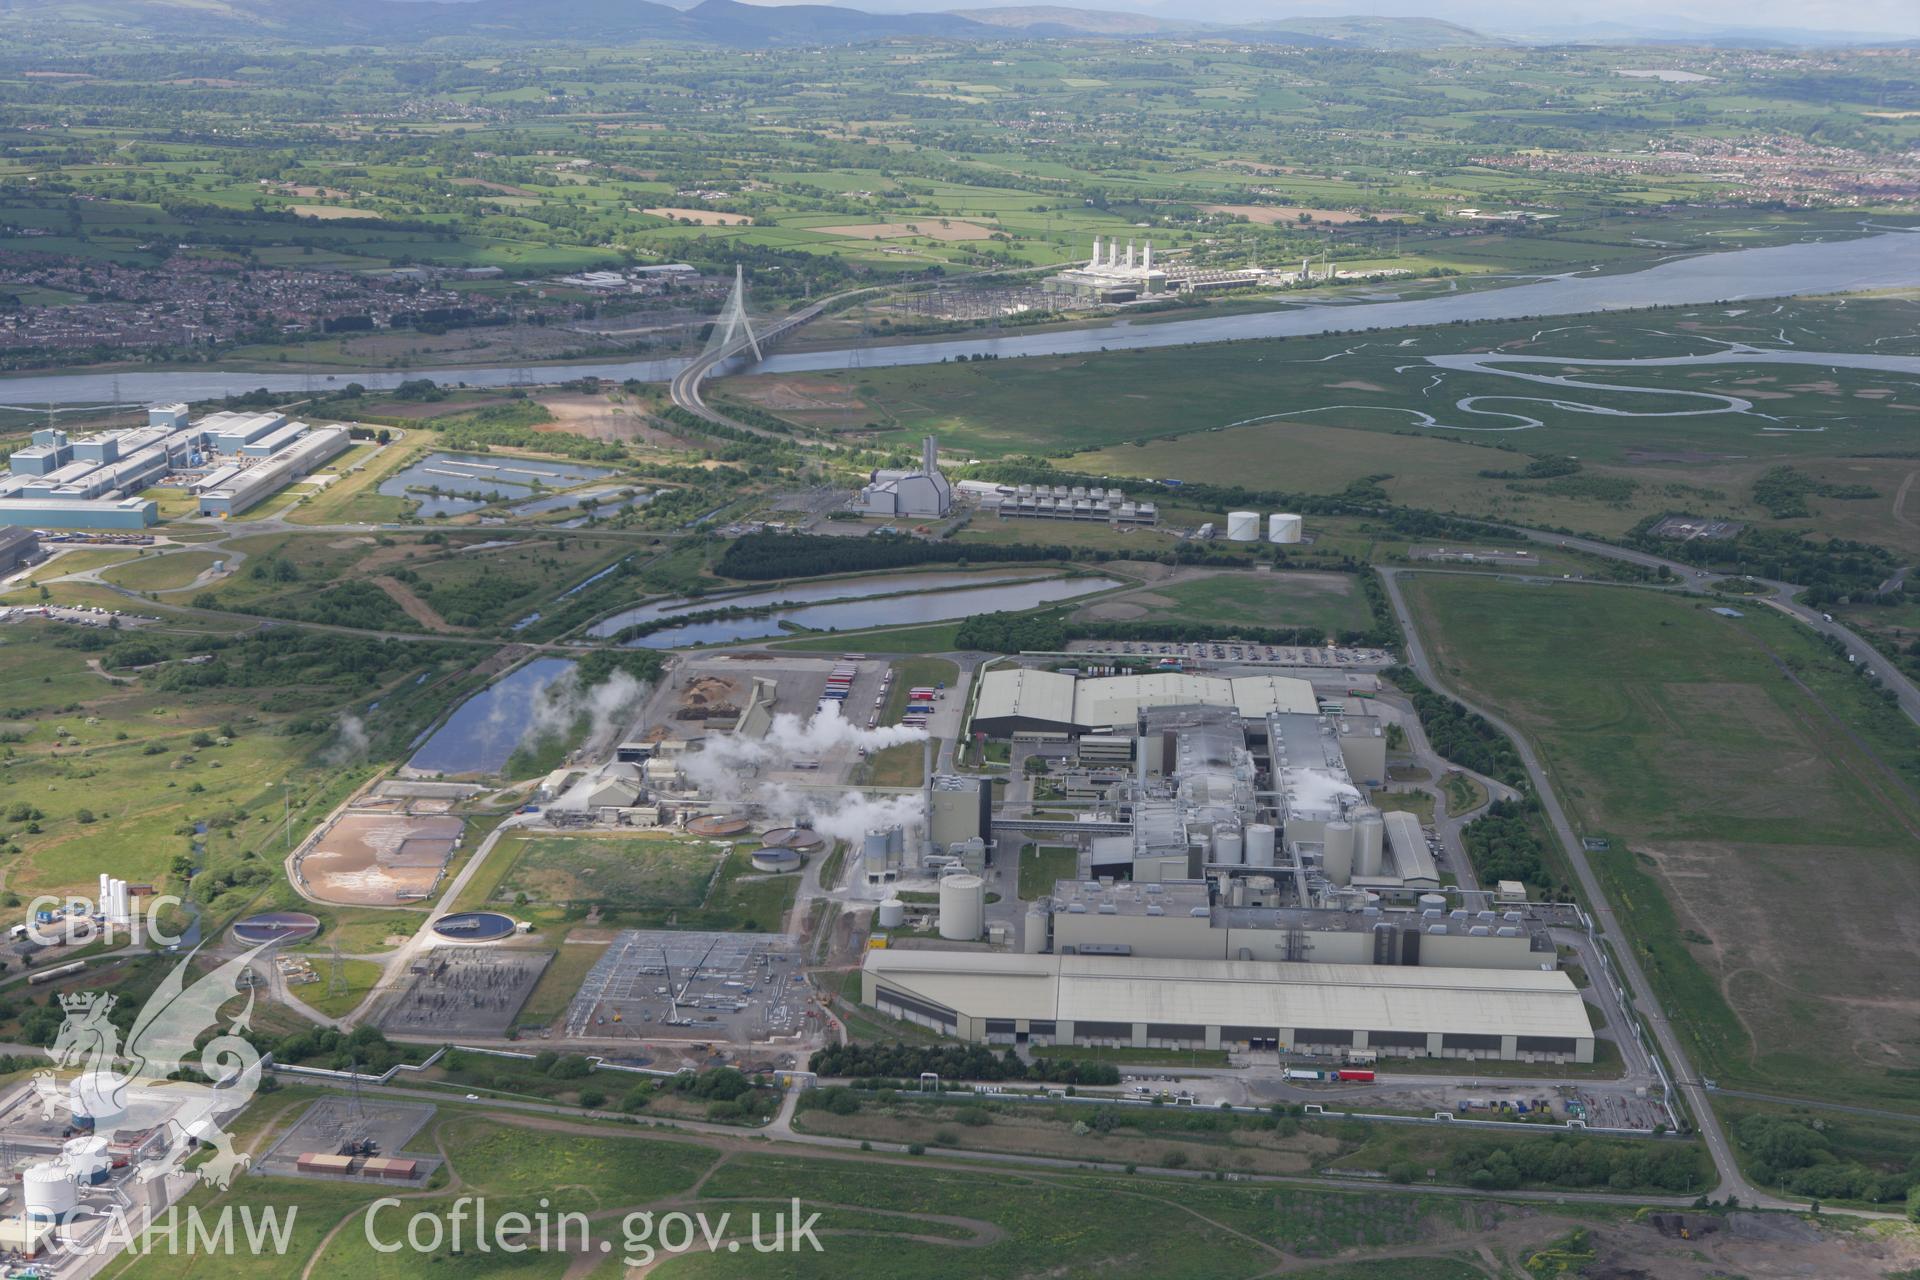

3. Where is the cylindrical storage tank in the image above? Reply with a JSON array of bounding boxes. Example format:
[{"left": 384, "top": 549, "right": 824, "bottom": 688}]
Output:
[
  {"left": 70, "top": 1069, "right": 126, "bottom": 1134},
  {"left": 1354, "top": 808, "right": 1385, "bottom": 878},
  {"left": 1323, "top": 820, "right": 1354, "bottom": 885},
  {"left": 23, "top": 1162, "right": 78, "bottom": 1221},
  {"left": 1024, "top": 902, "right": 1049, "bottom": 954},
  {"left": 1268, "top": 513, "right": 1303, "bottom": 544},
  {"left": 750, "top": 847, "right": 803, "bottom": 874},
  {"left": 1418, "top": 892, "right": 1447, "bottom": 914},
  {"left": 877, "top": 899, "right": 906, "bottom": 930},
  {"left": 862, "top": 829, "right": 892, "bottom": 873},
  {"left": 63, "top": 1137, "right": 110, "bottom": 1186},
  {"left": 1226, "top": 511, "right": 1259, "bottom": 542},
  {"left": 1212, "top": 827, "right": 1243, "bottom": 865},
  {"left": 938, "top": 874, "right": 985, "bottom": 941},
  {"left": 1245, "top": 823, "right": 1277, "bottom": 868}
]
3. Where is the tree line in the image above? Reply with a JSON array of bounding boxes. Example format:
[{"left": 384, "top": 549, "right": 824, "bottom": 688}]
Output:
[
  {"left": 812, "top": 1042, "right": 1121, "bottom": 1086},
  {"left": 1385, "top": 666, "right": 1528, "bottom": 788}
]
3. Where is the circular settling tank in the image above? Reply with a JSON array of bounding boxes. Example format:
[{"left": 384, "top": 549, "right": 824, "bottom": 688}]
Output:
[
  {"left": 232, "top": 911, "right": 321, "bottom": 946},
  {"left": 431, "top": 911, "right": 517, "bottom": 942},
  {"left": 749, "top": 848, "right": 804, "bottom": 873},
  {"left": 760, "top": 827, "right": 826, "bottom": 853},
  {"left": 688, "top": 815, "right": 752, "bottom": 838}
]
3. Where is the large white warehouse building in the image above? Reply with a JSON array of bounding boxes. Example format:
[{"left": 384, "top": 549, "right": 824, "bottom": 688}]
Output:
[{"left": 862, "top": 949, "right": 1594, "bottom": 1063}]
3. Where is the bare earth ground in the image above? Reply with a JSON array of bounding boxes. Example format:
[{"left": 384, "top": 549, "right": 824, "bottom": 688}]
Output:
[
  {"left": 288, "top": 204, "right": 383, "bottom": 219},
  {"left": 728, "top": 376, "right": 877, "bottom": 431},
  {"left": 373, "top": 575, "right": 451, "bottom": 632},
  {"left": 643, "top": 207, "right": 752, "bottom": 225},
  {"left": 536, "top": 391, "right": 683, "bottom": 445}
]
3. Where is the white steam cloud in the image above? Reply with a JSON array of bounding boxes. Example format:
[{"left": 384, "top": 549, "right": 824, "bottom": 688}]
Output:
[
  {"left": 324, "top": 713, "right": 371, "bottom": 765},
  {"left": 493, "top": 667, "right": 651, "bottom": 766},
  {"left": 684, "top": 705, "right": 929, "bottom": 841}
]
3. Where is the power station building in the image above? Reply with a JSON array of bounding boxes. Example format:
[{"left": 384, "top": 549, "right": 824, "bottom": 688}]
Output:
[
  {"left": 861, "top": 949, "right": 1594, "bottom": 1063},
  {"left": 1045, "top": 237, "right": 1171, "bottom": 302},
  {"left": 853, "top": 435, "right": 952, "bottom": 519}
]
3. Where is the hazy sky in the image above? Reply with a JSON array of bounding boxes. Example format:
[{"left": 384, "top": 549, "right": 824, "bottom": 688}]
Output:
[{"left": 779, "top": 0, "right": 1920, "bottom": 36}]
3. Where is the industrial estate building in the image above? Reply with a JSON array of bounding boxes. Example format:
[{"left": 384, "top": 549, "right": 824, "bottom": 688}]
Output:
[
  {"left": 0, "top": 526, "right": 44, "bottom": 573},
  {"left": 861, "top": 950, "right": 1594, "bottom": 1062},
  {"left": 0, "top": 404, "right": 351, "bottom": 527}
]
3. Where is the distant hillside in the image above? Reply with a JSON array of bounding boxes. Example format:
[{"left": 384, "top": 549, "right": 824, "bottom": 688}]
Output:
[
  {"left": 5, "top": 0, "right": 1491, "bottom": 46},
  {"left": 1230, "top": 15, "right": 1496, "bottom": 48},
  {"left": 945, "top": 5, "right": 1180, "bottom": 34},
  {"left": 5, "top": 0, "right": 999, "bottom": 43}
]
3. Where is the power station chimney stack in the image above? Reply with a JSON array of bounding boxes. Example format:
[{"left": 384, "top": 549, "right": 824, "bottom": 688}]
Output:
[
  {"left": 1088, "top": 236, "right": 1102, "bottom": 269},
  {"left": 1125, "top": 240, "right": 1135, "bottom": 269}
]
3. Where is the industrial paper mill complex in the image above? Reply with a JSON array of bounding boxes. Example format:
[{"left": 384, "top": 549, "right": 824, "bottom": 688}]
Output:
[{"left": 847, "top": 664, "right": 1595, "bottom": 1064}]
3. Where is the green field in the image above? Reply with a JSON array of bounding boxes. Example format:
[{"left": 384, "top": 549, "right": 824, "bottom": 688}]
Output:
[
  {"left": 106, "top": 1100, "right": 1733, "bottom": 1280},
  {"left": 99, "top": 550, "right": 223, "bottom": 592},
  {"left": 1403, "top": 575, "right": 1920, "bottom": 1109},
  {"left": 775, "top": 621, "right": 964, "bottom": 653},
  {"left": 0, "top": 622, "right": 464, "bottom": 911},
  {"left": 1080, "top": 570, "right": 1373, "bottom": 635},
  {"left": 491, "top": 833, "right": 727, "bottom": 911},
  {"left": 755, "top": 296, "right": 1920, "bottom": 549},
  {"left": 297, "top": 958, "right": 384, "bottom": 1019},
  {"left": 1018, "top": 844, "right": 1078, "bottom": 900}
]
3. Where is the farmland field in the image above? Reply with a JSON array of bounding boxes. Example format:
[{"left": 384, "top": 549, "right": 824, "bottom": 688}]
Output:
[
  {"left": 1402, "top": 575, "right": 1920, "bottom": 1109},
  {"left": 1078, "top": 570, "right": 1373, "bottom": 635}
]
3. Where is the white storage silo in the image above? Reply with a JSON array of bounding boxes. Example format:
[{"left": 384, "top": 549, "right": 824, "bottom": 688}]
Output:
[
  {"left": 1226, "top": 511, "right": 1260, "bottom": 542},
  {"left": 1354, "top": 807, "right": 1385, "bottom": 878},
  {"left": 1212, "top": 827, "right": 1244, "bottom": 865},
  {"left": 70, "top": 1068, "right": 126, "bottom": 1133},
  {"left": 23, "top": 1161, "right": 78, "bottom": 1221},
  {"left": 876, "top": 899, "right": 906, "bottom": 930},
  {"left": 62, "top": 1137, "right": 110, "bottom": 1186},
  {"left": 1268, "top": 513, "right": 1303, "bottom": 544},
  {"left": 862, "top": 829, "right": 893, "bottom": 878},
  {"left": 1024, "top": 901, "right": 1049, "bottom": 954},
  {"left": 938, "top": 874, "right": 985, "bottom": 941},
  {"left": 1323, "top": 819, "right": 1355, "bottom": 884},
  {"left": 1245, "top": 823, "right": 1276, "bottom": 868}
]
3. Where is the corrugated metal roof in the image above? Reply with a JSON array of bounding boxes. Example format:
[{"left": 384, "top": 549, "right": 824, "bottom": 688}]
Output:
[
  {"left": 865, "top": 950, "right": 1591, "bottom": 1041},
  {"left": 974, "top": 669, "right": 1316, "bottom": 732}
]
